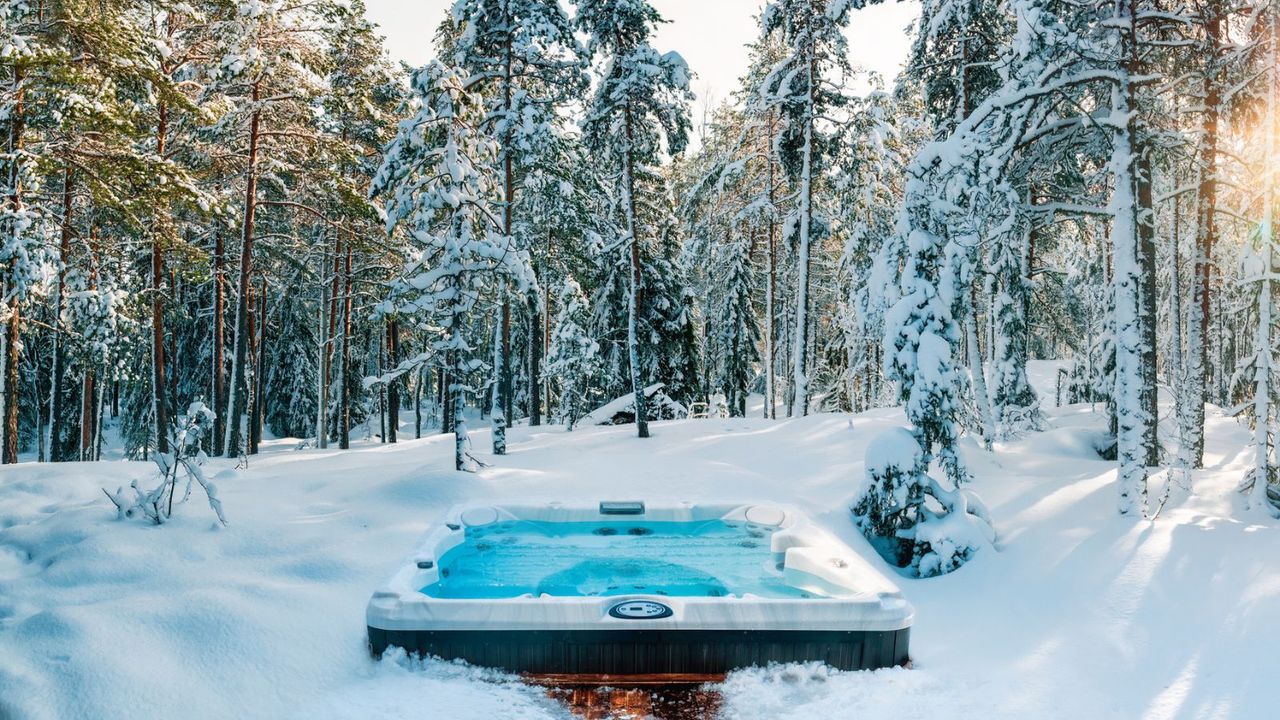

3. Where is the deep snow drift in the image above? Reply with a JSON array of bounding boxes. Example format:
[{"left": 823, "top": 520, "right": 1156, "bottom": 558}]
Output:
[{"left": 1, "top": 367, "right": 1277, "bottom": 719}]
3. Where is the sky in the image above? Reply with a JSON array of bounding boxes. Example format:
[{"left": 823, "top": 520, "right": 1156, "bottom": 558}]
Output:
[{"left": 362, "top": 1, "right": 923, "bottom": 110}]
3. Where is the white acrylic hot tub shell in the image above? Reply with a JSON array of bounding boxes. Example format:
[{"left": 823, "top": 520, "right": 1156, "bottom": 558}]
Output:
[{"left": 366, "top": 502, "right": 914, "bottom": 634}]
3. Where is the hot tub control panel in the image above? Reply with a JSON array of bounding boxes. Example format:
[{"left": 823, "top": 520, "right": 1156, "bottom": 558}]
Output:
[{"left": 608, "top": 600, "right": 674, "bottom": 620}]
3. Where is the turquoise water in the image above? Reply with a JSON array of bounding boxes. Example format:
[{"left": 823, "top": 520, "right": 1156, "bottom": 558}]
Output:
[{"left": 420, "top": 519, "right": 811, "bottom": 599}]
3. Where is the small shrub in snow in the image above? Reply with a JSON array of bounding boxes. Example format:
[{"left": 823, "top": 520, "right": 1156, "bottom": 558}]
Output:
[
  {"left": 103, "top": 403, "right": 227, "bottom": 527},
  {"left": 852, "top": 427, "right": 994, "bottom": 577}
]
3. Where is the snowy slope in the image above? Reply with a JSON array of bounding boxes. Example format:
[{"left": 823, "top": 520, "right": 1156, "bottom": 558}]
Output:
[{"left": 1, "top": 377, "right": 1277, "bottom": 719}]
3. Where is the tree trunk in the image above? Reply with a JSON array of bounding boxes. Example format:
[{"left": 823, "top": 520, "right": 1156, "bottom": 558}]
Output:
[
  {"left": 323, "top": 234, "right": 343, "bottom": 444},
  {"left": 3, "top": 64, "right": 25, "bottom": 465},
  {"left": 453, "top": 350, "right": 467, "bottom": 472},
  {"left": 1111, "top": 0, "right": 1149, "bottom": 515},
  {"left": 440, "top": 364, "right": 452, "bottom": 436},
  {"left": 765, "top": 111, "right": 778, "bottom": 420},
  {"left": 623, "top": 105, "right": 649, "bottom": 438},
  {"left": 50, "top": 168, "right": 73, "bottom": 461},
  {"left": 225, "top": 82, "right": 261, "bottom": 458},
  {"left": 1136, "top": 149, "right": 1160, "bottom": 467},
  {"left": 790, "top": 53, "right": 816, "bottom": 418},
  {"left": 1188, "top": 10, "right": 1221, "bottom": 470},
  {"left": 246, "top": 282, "right": 258, "bottom": 454},
  {"left": 339, "top": 240, "right": 353, "bottom": 449},
  {"left": 315, "top": 244, "right": 328, "bottom": 447},
  {"left": 530, "top": 293, "right": 543, "bottom": 426},
  {"left": 378, "top": 328, "right": 386, "bottom": 442},
  {"left": 387, "top": 318, "right": 399, "bottom": 443},
  {"left": 1249, "top": 7, "right": 1278, "bottom": 511},
  {"left": 249, "top": 278, "right": 266, "bottom": 454},
  {"left": 80, "top": 370, "right": 96, "bottom": 461},
  {"left": 212, "top": 231, "right": 226, "bottom": 454},
  {"left": 488, "top": 24, "right": 517, "bottom": 450},
  {"left": 415, "top": 363, "right": 424, "bottom": 439},
  {"left": 153, "top": 101, "right": 171, "bottom": 454},
  {"left": 968, "top": 291, "right": 995, "bottom": 451},
  {"left": 491, "top": 299, "right": 509, "bottom": 453},
  {"left": 489, "top": 313, "right": 506, "bottom": 453}
]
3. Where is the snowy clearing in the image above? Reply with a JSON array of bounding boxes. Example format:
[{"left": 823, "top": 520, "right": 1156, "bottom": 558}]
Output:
[{"left": 1, "top": 373, "right": 1276, "bottom": 719}]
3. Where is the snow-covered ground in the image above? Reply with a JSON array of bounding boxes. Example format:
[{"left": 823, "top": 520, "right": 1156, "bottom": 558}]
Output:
[{"left": 2, "top": 363, "right": 1277, "bottom": 719}]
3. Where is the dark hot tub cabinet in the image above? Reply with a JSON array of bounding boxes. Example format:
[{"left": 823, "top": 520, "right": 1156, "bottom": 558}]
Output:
[{"left": 366, "top": 502, "right": 913, "bottom": 675}]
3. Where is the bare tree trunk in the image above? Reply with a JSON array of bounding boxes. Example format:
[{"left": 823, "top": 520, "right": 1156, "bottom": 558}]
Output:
[
  {"left": 80, "top": 226, "right": 101, "bottom": 461},
  {"left": 968, "top": 288, "right": 995, "bottom": 450},
  {"left": 246, "top": 282, "right": 257, "bottom": 454},
  {"left": 315, "top": 244, "right": 327, "bottom": 447},
  {"left": 543, "top": 268, "right": 551, "bottom": 418},
  {"left": 377, "top": 329, "right": 386, "bottom": 442},
  {"left": 225, "top": 82, "right": 262, "bottom": 457},
  {"left": 453, "top": 351, "right": 467, "bottom": 471}
]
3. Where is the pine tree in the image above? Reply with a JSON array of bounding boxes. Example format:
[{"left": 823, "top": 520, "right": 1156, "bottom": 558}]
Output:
[
  {"left": 210, "top": 0, "right": 335, "bottom": 458},
  {"left": 578, "top": 0, "right": 692, "bottom": 438},
  {"left": 320, "top": 0, "right": 402, "bottom": 442},
  {"left": 449, "top": 0, "right": 585, "bottom": 450},
  {"left": 372, "top": 61, "right": 535, "bottom": 471}
]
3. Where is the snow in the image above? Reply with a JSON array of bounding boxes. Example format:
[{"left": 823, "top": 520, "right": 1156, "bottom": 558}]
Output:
[
  {"left": 2, "top": 363, "right": 1279, "bottom": 719},
  {"left": 578, "top": 382, "right": 683, "bottom": 426}
]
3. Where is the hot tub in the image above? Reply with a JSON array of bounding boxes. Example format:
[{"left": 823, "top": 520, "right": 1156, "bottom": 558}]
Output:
[{"left": 366, "top": 501, "right": 913, "bottom": 675}]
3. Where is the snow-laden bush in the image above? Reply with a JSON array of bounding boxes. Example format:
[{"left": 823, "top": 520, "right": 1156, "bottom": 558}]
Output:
[
  {"left": 852, "top": 427, "right": 994, "bottom": 577},
  {"left": 103, "top": 402, "right": 227, "bottom": 527}
]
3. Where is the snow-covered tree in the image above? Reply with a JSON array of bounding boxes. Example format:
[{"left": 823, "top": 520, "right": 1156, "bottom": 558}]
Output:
[
  {"left": 210, "top": 0, "right": 336, "bottom": 458},
  {"left": 1238, "top": 4, "right": 1280, "bottom": 515},
  {"left": 852, "top": 427, "right": 994, "bottom": 577},
  {"left": 578, "top": 0, "right": 692, "bottom": 438},
  {"left": 758, "top": 0, "right": 853, "bottom": 417},
  {"left": 713, "top": 232, "right": 761, "bottom": 417},
  {"left": 545, "top": 278, "right": 601, "bottom": 430},
  {"left": 835, "top": 85, "right": 920, "bottom": 412},
  {"left": 372, "top": 61, "right": 535, "bottom": 471},
  {"left": 449, "top": 0, "right": 585, "bottom": 451}
]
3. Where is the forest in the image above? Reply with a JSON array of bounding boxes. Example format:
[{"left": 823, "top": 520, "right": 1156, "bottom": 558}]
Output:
[{"left": 4, "top": 0, "right": 1280, "bottom": 560}]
